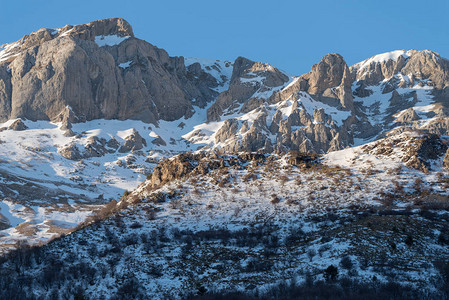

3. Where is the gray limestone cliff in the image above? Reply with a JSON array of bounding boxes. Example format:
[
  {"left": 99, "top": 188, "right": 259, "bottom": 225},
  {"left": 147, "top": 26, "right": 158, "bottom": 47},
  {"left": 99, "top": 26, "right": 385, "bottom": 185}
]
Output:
[{"left": 0, "top": 18, "right": 218, "bottom": 124}]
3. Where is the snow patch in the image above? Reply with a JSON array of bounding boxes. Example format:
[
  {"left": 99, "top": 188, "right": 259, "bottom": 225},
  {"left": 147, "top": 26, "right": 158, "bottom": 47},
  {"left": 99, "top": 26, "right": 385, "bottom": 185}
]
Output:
[
  {"left": 95, "top": 35, "right": 130, "bottom": 47},
  {"left": 353, "top": 50, "right": 415, "bottom": 71},
  {"left": 119, "top": 61, "right": 132, "bottom": 68},
  {"left": 0, "top": 201, "right": 25, "bottom": 227}
]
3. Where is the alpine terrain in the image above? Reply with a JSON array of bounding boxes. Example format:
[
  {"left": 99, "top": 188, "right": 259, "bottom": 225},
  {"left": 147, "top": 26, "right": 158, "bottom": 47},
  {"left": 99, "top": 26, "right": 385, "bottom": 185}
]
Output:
[{"left": 0, "top": 18, "right": 448, "bottom": 299}]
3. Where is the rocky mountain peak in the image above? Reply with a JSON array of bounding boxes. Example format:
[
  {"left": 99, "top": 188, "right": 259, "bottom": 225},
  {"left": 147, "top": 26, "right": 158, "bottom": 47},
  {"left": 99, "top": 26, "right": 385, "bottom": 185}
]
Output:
[
  {"left": 230, "top": 56, "right": 288, "bottom": 86},
  {"left": 402, "top": 50, "right": 449, "bottom": 89},
  {"left": 0, "top": 18, "right": 222, "bottom": 125},
  {"left": 308, "top": 53, "right": 349, "bottom": 94},
  {"left": 206, "top": 56, "right": 288, "bottom": 122},
  {"left": 0, "top": 18, "right": 134, "bottom": 65},
  {"left": 350, "top": 50, "right": 412, "bottom": 84},
  {"left": 230, "top": 56, "right": 255, "bottom": 82},
  {"left": 351, "top": 50, "right": 449, "bottom": 88},
  {"left": 56, "top": 18, "right": 134, "bottom": 40},
  {"left": 294, "top": 53, "right": 354, "bottom": 110}
]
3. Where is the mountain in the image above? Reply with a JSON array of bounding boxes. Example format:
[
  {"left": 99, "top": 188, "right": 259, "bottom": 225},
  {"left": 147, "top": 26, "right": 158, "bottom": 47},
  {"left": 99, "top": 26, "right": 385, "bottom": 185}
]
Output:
[
  {"left": 0, "top": 149, "right": 448, "bottom": 299},
  {"left": 2, "top": 18, "right": 449, "bottom": 156},
  {"left": 0, "top": 18, "right": 218, "bottom": 124},
  {"left": 0, "top": 17, "right": 448, "bottom": 246},
  {"left": 0, "top": 18, "right": 449, "bottom": 299}
]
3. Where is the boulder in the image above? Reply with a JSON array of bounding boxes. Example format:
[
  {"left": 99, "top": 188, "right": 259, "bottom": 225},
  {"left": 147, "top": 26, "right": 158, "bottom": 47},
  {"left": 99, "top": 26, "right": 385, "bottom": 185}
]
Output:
[
  {"left": 106, "top": 138, "right": 120, "bottom": 152},
  {"left": 8, "top": 119, "right": 27, "bottom": 131},
  {"left": 395, "top": 108, "right": 420, "bottom": 123},
  {"left": 151, "top": 136, "right": 167, "bottom": 146},
  {"left": 59, "top": 144, "right": 82, "bottom": 160},
  {"left": 118, "top": 129, "right": 147, "bottom": 153},
  {"left": 84, "top": 136, "right": 107, "bottom": 157}
]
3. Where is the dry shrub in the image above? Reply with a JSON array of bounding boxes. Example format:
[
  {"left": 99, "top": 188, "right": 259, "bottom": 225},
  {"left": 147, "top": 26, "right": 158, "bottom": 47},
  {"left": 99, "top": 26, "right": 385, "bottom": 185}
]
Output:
[
  {"left": 392, "top": 180, "right": 404, "bottom": 194},
  {"left": 193, "top": 188, "right": 202, "bottom": 196},
  {"left": 280, "top": 175, "right": 289, "bottom": 185},
  {"left": 142, "top": 206, "right": 157, "bottom": 220},
  {"left": 271, "top": 194, "right": 280, "bottom": 204},
  {"left": 285, "top": 197, "right": 295, "bottom": 205},
  {"left": 379, "top": 192, "right": 395, "bottom": 207},
  {"left": 169, "top": 199, "right": 182, "bottom": 209}
]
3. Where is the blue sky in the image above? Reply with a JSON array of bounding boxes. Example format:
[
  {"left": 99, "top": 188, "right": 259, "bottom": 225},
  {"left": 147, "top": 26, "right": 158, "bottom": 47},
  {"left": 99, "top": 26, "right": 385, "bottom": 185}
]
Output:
[{"left": 1, "top": 0, "right": 448, "bottom": 74}]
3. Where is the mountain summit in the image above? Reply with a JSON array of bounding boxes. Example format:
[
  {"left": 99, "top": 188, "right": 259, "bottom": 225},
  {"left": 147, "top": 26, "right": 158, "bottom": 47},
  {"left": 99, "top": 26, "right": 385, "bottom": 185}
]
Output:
[{"left": 0, "top": 18, "right": 217, "bottom": 124}]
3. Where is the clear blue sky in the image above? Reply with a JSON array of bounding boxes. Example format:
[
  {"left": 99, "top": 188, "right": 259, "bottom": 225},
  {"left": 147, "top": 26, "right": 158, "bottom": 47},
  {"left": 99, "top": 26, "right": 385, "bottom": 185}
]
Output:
[{"left": 1, "top": 0, "right": 448, "bottom": 75}]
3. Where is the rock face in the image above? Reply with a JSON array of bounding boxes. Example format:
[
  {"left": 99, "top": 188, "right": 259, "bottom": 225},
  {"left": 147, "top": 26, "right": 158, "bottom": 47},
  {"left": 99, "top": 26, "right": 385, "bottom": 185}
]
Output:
[
  {"left": 4, "top": 18, "right": 449, "bottom": 157},
  {"left": 348, "top": 49, "right": 449, "bottom": 140},
  {"left": 207, "top": 57, "right": 289, "bottom": 122},
  {"left": 444, "top": 148, "right": 449, "bottom": 170},
  {"left": 404, "top": 134, "right": 447, "bottom": 172},
  {"left": 203, "top": 53, "right": 358, "bottom": 154},
  {"left": 351, "top": 50, "right": 449, "bottom": 91},
  {"left": 351, "top": 50, "right": 410, "bottom": 85},
  {"left": 395, "top": 108, "right": 420, "bottom": 124},
  {"left": 0, "top": 18, "right": 218, "bottom": 124},
  {"left": 297, "top": 53, "right": 354, "bottom": 110}
]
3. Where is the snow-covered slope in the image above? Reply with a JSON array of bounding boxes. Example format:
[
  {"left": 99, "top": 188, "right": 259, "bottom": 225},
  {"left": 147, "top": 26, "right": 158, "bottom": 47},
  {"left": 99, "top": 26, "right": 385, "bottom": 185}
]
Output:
[
  {"left": 1, "top": 151, "right": 448, "bottom": 298},
  {"left": 351, "top": 49, "right": 415, "bottom": 72},
  {"left": 0, "top": 47, "right": 449, "bottom": 251}
]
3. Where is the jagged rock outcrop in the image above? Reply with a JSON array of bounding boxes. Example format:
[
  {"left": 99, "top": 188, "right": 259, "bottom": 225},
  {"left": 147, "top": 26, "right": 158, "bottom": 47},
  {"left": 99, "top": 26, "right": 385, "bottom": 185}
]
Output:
[
  {"left": 59, "top": 144, "right": 82, "bottom": 160},
  {"left": 351, "top": 50, "right": 449, "bottom": 90},
  {"left": 401, "top": 51, "right": 449, "bottom": 90},
  {"left": 422, "top": 118, "right": 449, "bottom": 136},
  {"left": 54, "top": 106, "right": 78, "bottom": 130},
  {"left": 4, "top": 18, "right": 449, "bottom": 158},
  {"left": 118, "top": 129, "right": 147, "bottom": 153},
  {"left": 444, "top": 148, "right": 449, "bottom": 170},
  {"left": 351, "top": 50, "right": 410, "bottom": 85},
  {"left": 395, "top": 108, "right": 420, "bottom": 124},
  {"left": 207, "top": 57, "right": 289, "bottom": 122},
  {"left": 364, "top": 132, "right": 447, "bottom": 172},
  {"left": 143, "top": 152, "right": 271, "bottom": 190},
  {"left": 106, "top": 138, "right": 120, "bottom": 151},
  {"left": 297, "top": 53, "right": 354, "bottom": 110},
  {"left": 404, "top": 134, "right": 447, "bottom": 171},
  {"left": 348, "top": 49, "right": 449, "bottom": 144},
  {"left": 215, "top": 119, "right": 239, "bottom": 143},
  {"left": 84, "top": 137, "right": 108, "bottom": 157},
  {"left": 8, "top": 119, "right": 27, "bottom": 131},
  {"left": 147, "top": 153, "right": 197, "bottom": 187},
  {"left": 150, "top": 136, "right": 166, "bottom": 146},
  {"left": 63, "top": 129, "right": 75, "bottom": 137}
]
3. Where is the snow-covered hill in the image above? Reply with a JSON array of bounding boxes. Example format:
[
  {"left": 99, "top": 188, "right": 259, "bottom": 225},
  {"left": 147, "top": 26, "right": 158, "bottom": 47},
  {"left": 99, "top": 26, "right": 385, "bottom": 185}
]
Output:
[
  {"left": 1, "top": 151, "right": 448, "bottom": 298},
  {"left": 0, "top": 49, "right": 448, "bottom": 253}
]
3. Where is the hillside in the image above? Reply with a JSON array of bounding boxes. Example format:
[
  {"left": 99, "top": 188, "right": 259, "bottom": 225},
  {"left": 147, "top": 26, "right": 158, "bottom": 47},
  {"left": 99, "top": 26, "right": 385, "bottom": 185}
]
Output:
[
  {"left": 0, "top": 17, "right": 448, "bottom": 299},
  {"left": 0, "top": 149, "right": 448, "bottom": 298}
]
